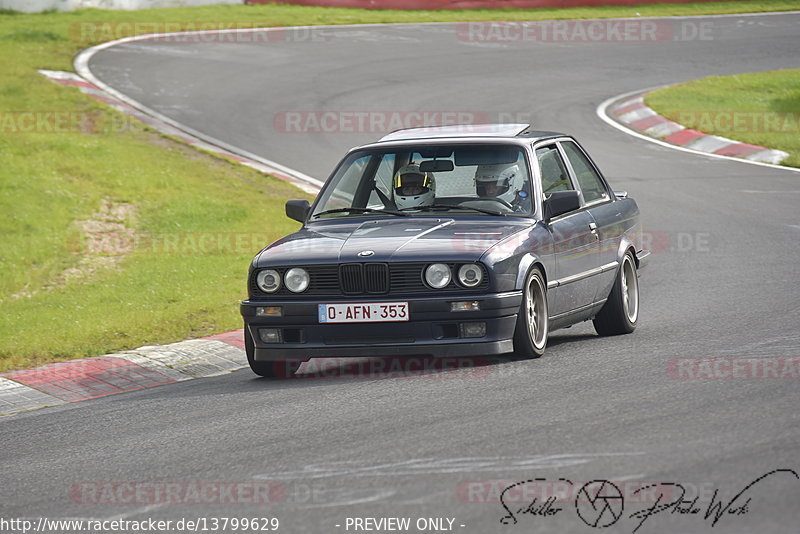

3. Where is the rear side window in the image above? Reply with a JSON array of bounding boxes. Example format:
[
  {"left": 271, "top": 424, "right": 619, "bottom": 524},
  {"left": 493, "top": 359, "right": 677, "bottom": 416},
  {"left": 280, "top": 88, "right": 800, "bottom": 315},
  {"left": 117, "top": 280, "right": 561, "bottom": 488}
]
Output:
[
  {"left": 535, "top": 145, "right": 572, "bottom": 197},
  {"left": 560, "top": 141, "right": 609, "bottom": 204}
]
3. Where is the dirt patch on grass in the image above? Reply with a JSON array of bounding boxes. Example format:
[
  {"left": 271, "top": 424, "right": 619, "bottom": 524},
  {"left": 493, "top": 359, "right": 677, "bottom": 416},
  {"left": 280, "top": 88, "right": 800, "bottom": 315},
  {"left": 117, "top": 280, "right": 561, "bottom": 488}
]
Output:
[
  {"left": 68, "top": 198, "right": 137, "bottom": 276},
  {"left": 9, "top": 199, "right": 137, "bottom": 300}
]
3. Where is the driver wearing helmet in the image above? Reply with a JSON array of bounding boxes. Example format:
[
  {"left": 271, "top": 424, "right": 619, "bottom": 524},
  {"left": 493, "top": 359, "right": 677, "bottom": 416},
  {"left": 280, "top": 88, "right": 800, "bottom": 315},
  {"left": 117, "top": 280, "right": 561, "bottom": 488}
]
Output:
[
  {"left": 393, "top": 163, "right": 435, "bottom": 210},
  {"left": 474, "top": 162, "right": 529, "bottom": 212}
]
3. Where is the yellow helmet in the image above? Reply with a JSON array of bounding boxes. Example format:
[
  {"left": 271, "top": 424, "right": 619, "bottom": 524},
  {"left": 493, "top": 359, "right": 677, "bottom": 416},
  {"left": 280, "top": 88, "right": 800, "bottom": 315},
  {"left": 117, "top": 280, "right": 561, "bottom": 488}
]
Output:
[{"left": 393, "top": 163, "right": 435, "bottom": 210}]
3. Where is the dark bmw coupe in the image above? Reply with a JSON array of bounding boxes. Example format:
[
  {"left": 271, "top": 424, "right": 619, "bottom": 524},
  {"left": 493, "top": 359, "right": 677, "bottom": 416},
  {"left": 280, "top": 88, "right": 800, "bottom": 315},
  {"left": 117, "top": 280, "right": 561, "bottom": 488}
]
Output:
[{"left": 241, "top": 124, "right": 649, "bottom": 377}]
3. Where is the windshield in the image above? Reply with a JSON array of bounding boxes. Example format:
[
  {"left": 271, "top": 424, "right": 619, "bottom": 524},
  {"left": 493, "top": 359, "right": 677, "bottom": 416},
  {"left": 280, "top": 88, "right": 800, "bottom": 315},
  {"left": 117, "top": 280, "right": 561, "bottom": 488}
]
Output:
[{"left": 310, "top": 144, "right": 533, "bottom": 219}]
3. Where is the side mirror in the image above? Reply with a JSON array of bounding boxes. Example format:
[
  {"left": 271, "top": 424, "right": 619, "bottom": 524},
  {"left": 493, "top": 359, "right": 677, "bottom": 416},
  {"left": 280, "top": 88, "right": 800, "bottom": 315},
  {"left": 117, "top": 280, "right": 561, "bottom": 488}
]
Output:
[
  {"left": 543, "top": 190, "right": 581, "bottom": 220},
  {"left": 286, "top": 199, "right": 311, "bottom": 223}
]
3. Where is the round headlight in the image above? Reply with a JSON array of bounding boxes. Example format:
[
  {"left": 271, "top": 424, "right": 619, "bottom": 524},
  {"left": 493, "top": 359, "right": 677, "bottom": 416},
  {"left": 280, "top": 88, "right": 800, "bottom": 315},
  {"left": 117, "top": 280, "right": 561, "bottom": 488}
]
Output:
[
  {"left": 284, "top": 267, "right": 310, "bottom": 293},
  {"left": 256, "top": 269, "right": 281, "bottom": 293},
  {"left": 425, "top": 263, "right": 451, "bottom": 289},
  {"left": 458, "top": 264, "right": 483, "bottom": 288}
]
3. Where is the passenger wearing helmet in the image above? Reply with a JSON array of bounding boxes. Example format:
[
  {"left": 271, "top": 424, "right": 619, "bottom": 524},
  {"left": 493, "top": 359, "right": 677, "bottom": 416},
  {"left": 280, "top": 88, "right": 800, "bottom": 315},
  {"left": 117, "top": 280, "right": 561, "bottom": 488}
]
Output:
[
  {"left": 393, "top": 163, "right": 435, "bottom": 210},
  {"left": 474, "top": 162, "right": 529, "bottom": 212}
]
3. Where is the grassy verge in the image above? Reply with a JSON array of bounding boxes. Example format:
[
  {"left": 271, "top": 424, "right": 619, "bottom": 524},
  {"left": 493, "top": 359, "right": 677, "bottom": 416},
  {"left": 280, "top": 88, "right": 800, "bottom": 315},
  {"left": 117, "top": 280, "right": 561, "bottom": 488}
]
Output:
[
  {"left": 2, "top": 2, "right": 799, "bottom": 371},
  {"left": 646, "top": 69, "right": 800, "bottom": 168}
]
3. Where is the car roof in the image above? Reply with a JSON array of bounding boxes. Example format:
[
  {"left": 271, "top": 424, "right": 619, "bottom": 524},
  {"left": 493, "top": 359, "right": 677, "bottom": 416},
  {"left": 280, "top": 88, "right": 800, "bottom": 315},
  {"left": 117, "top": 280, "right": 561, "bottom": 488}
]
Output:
[{"left": 376, "top": 123, "right": 565, "bottom": 143}]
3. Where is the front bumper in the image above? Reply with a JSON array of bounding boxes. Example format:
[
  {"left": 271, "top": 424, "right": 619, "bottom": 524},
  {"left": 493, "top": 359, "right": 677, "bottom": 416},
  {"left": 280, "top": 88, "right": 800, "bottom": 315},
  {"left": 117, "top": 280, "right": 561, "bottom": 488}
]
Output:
[
  {"left": 241, "top": 291, "right": 522, "bottom": 361},
  {"left": 636, "top": 248, "right": 651, "bottom": 270}
]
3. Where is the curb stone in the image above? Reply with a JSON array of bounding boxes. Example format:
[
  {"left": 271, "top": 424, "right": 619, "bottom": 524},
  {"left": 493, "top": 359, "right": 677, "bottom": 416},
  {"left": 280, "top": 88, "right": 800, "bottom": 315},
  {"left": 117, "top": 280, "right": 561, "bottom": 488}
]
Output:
[
  {"left": 607, "top": 91, "right": 789, "bottom": 165},
  {"left": 0, "top": 332, "right": 247, "bottom": 416}
]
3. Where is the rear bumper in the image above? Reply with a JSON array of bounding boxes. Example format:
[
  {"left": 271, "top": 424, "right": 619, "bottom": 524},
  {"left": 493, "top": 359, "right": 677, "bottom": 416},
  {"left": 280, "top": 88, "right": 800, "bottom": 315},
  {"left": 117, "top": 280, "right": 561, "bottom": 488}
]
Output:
[{"left": 241, "top": 291, "right": 522, "bottom": 361}]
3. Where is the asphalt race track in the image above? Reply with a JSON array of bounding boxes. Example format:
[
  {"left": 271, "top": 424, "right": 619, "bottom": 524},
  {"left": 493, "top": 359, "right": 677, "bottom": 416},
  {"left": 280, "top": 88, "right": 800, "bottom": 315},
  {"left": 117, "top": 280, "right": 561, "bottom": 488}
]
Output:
[{"left": 2, "top": 12, "right": 800, "bottom": 534}]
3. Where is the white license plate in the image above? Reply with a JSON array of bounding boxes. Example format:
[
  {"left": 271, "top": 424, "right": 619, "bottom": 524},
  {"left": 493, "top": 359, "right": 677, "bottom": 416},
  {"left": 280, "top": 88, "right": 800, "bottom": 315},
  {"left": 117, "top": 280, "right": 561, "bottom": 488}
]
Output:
[{"left": 318, "top": 302, "right": 409, "bottom": 323}]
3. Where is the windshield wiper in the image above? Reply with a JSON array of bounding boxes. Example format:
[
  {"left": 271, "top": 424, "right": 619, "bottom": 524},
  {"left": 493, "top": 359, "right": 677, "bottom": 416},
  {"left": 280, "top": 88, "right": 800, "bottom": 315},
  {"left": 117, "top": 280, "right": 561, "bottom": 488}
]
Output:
[
  {"left": 312, "top": 207, "right": 408, "bottom": 218},
  {"left": 400, "top": 204, "right": 506, "bottom": 216}
]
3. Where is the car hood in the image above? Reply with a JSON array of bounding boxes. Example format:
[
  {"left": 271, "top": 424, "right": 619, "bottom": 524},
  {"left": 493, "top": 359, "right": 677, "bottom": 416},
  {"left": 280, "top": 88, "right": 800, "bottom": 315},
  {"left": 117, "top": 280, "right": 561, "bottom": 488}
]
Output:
[{"left": 255, "top": 218, "right": 532, "bottom": 265}]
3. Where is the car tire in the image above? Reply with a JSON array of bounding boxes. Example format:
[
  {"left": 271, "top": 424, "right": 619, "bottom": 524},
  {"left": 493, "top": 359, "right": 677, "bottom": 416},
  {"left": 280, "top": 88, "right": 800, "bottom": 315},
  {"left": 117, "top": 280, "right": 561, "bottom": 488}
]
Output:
[
  {"left": 513, "top": 267, "right": 548, "bottom": 358},
  {"left": 593, "top": 251, "right": 639, "bottom": 336},
  {"left": 244, "top": 327, "right": 301, "bottom": 378}
]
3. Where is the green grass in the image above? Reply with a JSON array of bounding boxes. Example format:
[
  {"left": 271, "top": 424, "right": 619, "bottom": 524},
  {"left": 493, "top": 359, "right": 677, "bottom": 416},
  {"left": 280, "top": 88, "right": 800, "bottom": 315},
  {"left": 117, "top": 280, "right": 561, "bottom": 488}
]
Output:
[
  {"left": 646, "top": 69, "right": 800, "bottom": 167},
  {"left": 0, "top": 129, "right": 308, "bottom": 372},
  {"left": 2, "top": 1, "right": 799, "bottom": 371}
]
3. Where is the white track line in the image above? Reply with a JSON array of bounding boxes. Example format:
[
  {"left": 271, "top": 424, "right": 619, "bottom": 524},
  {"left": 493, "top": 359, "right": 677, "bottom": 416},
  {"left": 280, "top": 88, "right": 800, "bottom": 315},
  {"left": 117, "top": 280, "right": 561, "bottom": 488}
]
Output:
[
  {"left": 74, "top": 34, "right": 324, "bottom": 190},
  {"left": 76, "top": 16, "right": 800, "bottom": 184}
]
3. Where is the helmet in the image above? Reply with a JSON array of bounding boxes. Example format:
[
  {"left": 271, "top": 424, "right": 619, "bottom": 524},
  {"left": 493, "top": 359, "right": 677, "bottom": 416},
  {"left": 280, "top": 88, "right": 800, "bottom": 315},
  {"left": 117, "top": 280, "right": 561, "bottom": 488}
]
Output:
[
  {"left": 393, "top": 163, "right": 435, "bottom": 210},
  {"left": 475, "top": 163, "right": 524, "bottom": 205}
]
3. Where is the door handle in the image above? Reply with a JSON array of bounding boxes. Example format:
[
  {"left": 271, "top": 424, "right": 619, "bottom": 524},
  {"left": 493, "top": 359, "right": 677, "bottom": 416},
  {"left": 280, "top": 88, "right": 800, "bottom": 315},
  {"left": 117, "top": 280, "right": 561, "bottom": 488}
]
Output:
[{"left": 589, "top": 222, "right": 599, "bottom": 240}]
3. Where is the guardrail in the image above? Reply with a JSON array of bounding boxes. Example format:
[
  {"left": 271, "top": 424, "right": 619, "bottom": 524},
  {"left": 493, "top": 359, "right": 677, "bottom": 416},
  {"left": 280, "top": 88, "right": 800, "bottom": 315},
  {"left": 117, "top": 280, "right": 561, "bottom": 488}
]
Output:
[
  {"left": 245, "top": 0, "right": 751, "bottom": 9},
  {"left": 0, "top": 0, "right": 754, "bottom": 13},
  {"left": 0, "top": 0, "right": 242, "bottom": 13}
]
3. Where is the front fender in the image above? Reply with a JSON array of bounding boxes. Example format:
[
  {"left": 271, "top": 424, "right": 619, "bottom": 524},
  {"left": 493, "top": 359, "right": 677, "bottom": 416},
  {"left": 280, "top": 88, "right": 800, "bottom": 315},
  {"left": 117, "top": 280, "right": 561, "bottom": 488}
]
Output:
[
  {"left": 515, "top": 253, "right": 545, "bottom": 291},
  {"left": 480, "top": 223, "right": 554, "bottom": 292}
]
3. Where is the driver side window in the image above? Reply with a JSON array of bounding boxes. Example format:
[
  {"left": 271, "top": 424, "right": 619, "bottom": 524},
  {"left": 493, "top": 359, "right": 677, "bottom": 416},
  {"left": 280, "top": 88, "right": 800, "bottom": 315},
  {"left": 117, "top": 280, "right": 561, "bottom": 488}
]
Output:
[
  {"left": 536, "top": 145, "right": 572, "bottom": 198},
  {"left": 326, "top": 155, "right": 370, "bottom": 210}
]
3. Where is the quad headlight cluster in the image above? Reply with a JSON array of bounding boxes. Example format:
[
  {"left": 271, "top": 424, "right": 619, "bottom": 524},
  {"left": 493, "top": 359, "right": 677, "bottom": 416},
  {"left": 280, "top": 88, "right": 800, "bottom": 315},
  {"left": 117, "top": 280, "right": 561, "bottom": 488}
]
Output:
[
  {"left": 424, "top": 263, "right": 484, "bottom": 289},
  {"left": 256, "top": 268, "right": 310, "bottom": 294},
  {"left": 256, "top": 264, "right": 484, "bottom": 294}
]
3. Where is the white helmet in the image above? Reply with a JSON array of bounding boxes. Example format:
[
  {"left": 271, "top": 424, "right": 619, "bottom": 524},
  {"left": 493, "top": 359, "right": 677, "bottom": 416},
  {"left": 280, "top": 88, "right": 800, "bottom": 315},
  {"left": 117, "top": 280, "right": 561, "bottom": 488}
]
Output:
[
  {"left": 475, "top": 162, "right": 524, "bottom": 205},
  {"left": 393, "top": 163, "right": 435, "bottom": 210}
]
